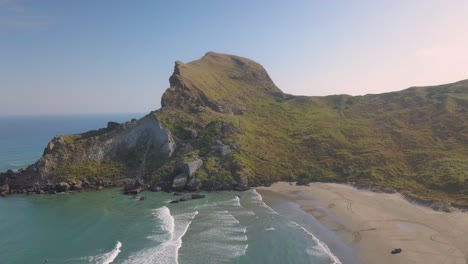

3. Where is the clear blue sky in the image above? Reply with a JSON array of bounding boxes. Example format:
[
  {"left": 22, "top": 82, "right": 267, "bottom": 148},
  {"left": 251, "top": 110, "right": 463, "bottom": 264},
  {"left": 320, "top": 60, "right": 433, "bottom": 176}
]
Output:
[{"left": 2, "top": 0, "right": 467, "bottom": 115}]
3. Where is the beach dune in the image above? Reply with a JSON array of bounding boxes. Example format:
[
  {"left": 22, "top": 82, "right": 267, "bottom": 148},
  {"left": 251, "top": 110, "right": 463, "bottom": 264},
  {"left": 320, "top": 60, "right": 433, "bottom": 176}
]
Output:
[{"left": 257, "top": 182, "right": 468, "bottom": 264}]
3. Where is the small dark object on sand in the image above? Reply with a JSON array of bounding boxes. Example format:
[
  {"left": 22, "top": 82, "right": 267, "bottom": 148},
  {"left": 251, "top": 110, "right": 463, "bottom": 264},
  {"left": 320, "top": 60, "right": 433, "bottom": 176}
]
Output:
[{"left": 391, "top": 248, "right": 402, "bottom": 254}]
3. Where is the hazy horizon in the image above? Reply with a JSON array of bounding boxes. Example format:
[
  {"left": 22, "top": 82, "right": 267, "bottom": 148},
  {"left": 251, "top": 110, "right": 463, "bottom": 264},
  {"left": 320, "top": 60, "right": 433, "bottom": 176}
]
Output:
[{"left": 2, "top": 0, "right": 468, "bottom": 115}]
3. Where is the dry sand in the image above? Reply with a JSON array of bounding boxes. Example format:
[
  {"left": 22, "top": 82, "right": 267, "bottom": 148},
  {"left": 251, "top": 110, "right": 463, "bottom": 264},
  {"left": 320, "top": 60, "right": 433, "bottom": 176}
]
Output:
[{"left": 257, "top": 182, "right": 468, "bottom": 264}]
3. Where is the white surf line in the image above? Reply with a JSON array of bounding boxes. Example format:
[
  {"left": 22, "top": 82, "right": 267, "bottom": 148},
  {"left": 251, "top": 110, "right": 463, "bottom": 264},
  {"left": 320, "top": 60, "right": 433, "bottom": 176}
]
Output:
[
  {"left": 86, "top": 241, "right": 122, "bottom": 264},
  {"left": 155, "top": 206, "right": 175, "bottom": 241},
  {"left": 291, "top": 222, "right": 342, "bottom": 264},
  {"left": 123, "top": 208, "right": 198, "bottom": 264},
  {"left": 102, "top": 241, "right": 122, "bottom": 264},
  {"left": 251, "top": 189, "right": 279, "bottom": 214},
  {"left": 234, "top": 195, "right": 241, "bottom": 207},
  {"left": 175, "top": 211, "right": 199, "bottom": 264},
  {"left": 254, "top": 189, "right": 342, "bottom": 264}
]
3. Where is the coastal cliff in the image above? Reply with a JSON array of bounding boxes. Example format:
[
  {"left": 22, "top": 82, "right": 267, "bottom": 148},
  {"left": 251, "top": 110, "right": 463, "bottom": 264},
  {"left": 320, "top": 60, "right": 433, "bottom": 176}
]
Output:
[{"left": 1, "top": 52, "right": 467, "bottom": 206}]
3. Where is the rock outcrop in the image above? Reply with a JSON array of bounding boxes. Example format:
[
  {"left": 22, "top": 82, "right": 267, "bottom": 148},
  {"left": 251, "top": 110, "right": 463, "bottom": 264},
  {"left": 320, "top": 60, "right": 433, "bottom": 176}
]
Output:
[
  {"left": 0, "top": 52, "right": 467, "bottom": 207},
  {"left": 0, "top": 114, "right": 175, "bottom": 194},
  {"left": 171, "top": 159, "right": 203, "bottom": 190},
  {"left": 169, "top": 193, "right": 206, "bottom": 203}
]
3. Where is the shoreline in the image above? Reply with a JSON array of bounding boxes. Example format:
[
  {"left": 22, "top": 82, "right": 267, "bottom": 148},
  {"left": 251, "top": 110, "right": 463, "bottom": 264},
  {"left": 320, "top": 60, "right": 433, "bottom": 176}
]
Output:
[{"left": 257, "top": 182, "right": 468, "bottom": 264}]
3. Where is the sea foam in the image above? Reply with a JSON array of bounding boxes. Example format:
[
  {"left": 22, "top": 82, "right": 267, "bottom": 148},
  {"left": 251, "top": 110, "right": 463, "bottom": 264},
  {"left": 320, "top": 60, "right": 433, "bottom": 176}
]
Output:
[
  {"left": 123, "top": 206, "right": 198, "bottom": 264},
  {"left": 86, "top": 241, "right": 122, "bottom": 264},
  {"left": 292, "top": 222, "right": 342, "bottom": 264},
  {"left": 183, "top": 209, "right": 249, "bottom": 263},
  {"left": 251, "top": 189, "right": 279, "bottom": 214}
]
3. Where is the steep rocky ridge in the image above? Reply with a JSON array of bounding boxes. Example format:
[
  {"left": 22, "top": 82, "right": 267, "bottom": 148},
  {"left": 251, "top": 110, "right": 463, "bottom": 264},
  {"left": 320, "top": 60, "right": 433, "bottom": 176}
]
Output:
[
  {"left": 1, "top": 114, "right": 175, "bottom": 191},
  {"left": 1, "top": 52, "right": 467, "bottom": 206}
]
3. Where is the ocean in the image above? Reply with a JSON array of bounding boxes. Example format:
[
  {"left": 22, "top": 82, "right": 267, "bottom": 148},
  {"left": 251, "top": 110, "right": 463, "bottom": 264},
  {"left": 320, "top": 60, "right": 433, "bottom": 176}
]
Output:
[{"left": 0, "top": 114, "right": 354, "bottom": 264}]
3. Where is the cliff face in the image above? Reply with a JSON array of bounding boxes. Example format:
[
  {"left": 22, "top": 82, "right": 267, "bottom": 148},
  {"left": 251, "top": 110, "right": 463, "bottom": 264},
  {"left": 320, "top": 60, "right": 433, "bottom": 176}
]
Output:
[
  {"left": 1, "top": 114, "right": 175, "bottom": 189},
  {"left": 1, "top": 52, "right": 467, "bottom": 205}
]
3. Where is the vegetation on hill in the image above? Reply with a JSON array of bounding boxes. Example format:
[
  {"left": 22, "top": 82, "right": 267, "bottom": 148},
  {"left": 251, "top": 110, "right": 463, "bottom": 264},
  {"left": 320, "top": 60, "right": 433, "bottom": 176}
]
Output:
[
  {"left": 154, "top": 52, "right": 467, "bottom": 205},
  {"left": 1, "top": 52, "right": 466, "bottom": 206}
]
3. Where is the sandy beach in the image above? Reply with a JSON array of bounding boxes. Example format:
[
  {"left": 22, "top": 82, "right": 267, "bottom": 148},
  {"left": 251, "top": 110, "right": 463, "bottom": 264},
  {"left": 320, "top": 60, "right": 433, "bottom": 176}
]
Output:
[{"left": 257, "top": 182, "right": 468, "bottom": 264}]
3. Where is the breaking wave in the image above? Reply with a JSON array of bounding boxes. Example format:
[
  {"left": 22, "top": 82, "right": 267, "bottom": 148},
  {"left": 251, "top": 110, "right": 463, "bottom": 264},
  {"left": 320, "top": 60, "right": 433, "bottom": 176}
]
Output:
[
  {"left": 123, "top": 206, "right": 198, "bottom": 264},
  {"left": 291, "top": 222, "right": 342, "bottom": 264},
  {"left": 253, "top": 189, "right": 341, "bottom": 264},
  {"left": 86, "top": 241, "right": 122, "bottom": 264},
  {"left": 251, "top": 189, "right": 279, "bottom": 214}
]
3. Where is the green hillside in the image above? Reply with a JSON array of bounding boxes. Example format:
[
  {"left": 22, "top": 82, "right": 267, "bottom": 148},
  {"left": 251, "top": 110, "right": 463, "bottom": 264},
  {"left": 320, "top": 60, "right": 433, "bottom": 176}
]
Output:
[
  {"left": 154, "top": 52, "right": 468, "bottom": 205},
  {"left": 2, "top": 52, "right": 467, "bottom": 206}
]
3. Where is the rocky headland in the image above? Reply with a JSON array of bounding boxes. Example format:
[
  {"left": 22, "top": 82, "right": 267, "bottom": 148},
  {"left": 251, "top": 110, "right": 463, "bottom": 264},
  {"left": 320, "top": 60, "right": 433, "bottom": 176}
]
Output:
[{"left": 1, "top": 52, "right": 467, "bottom": 207}]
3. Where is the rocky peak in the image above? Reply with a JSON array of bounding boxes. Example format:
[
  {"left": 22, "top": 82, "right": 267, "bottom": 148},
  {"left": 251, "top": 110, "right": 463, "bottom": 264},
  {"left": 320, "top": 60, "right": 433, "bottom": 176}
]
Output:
[{"left": 161, "top": 52, "right": 284, "bottom": 113}]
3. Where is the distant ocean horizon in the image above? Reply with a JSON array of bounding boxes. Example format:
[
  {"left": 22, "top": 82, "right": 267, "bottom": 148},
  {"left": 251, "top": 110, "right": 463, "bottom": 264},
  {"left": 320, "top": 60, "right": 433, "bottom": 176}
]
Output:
[{"left": 0, "top": 114, "right": 355, "bottom": 264}]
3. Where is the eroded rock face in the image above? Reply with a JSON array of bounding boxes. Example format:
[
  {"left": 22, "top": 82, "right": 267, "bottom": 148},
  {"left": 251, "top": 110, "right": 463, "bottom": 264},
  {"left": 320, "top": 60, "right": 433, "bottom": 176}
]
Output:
[
  {"left": 0, "top": 114, "right": 176, "bottom": 191},
  {"left": 183, "top": 159, "right": 203, "bottom": 177},
  {"left": 171, "top": 159, "right": 203, "bottom": 190},
  {"left": 172, "top": 173, "right": 189, "bottom": 189},
  {"left": 110, "top": 115, "right": 176, "bottom": 158}
]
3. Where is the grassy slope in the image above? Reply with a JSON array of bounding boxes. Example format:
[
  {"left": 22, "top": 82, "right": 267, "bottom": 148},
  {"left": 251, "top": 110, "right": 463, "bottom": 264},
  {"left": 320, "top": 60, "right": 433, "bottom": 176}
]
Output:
[{"left": 156, "top": 52, "right": 468, "bottom": 205}]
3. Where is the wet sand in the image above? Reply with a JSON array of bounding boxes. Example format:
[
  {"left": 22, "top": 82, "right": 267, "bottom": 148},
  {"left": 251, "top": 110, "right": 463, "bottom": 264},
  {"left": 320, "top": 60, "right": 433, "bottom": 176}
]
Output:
[{"left": 257, "top": 182, "right": 468, "bottom": 264}]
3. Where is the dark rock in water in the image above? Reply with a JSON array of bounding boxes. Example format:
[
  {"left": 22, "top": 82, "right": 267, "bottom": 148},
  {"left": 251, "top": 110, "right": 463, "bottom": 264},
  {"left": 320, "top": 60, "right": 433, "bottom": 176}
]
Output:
[
  {"left": 56, "top": 182, "right": 70, "bottom": 192},
  {"left": 234, "top": 184, "right": 250, "bottom": 191},
  {"left": 123, "top": 179, "right": 147, "bottom": 195},
  {"left": 179, "top": 194, "right": 192, "bottom": 202},
  {"left": 0, "top": 192, "right": 6, "bottom": 197},
  {"left": 123, "top": 187, "right": 142, "bottom": 195},
  {"left": 170, "top": 193, "right": 205, "bottom": 203},
  {"left": 191, "top": 193, "right": 205, "bottom": 199},
  {"left": 139, "top": 196, "right": 146, "bottom": 201},
  {"left": 173, "top": 192, "right": 183, "bottom": 196}
]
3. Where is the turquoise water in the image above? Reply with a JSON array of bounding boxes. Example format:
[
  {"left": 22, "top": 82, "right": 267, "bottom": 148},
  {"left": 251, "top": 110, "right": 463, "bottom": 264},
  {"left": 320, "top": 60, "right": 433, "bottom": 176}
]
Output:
[
  {"left": 0, "top": 189, "right": 341, "bottom": 264},
  {"left": 0, "top": 115, "right": 355, "bottom": 264}
]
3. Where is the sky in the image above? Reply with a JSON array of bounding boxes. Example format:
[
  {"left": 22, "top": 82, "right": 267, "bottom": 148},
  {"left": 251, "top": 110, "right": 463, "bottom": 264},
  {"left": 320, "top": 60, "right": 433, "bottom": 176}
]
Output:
[{"left": 1, "top": 0, "right": 468, "bottom": 115}]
